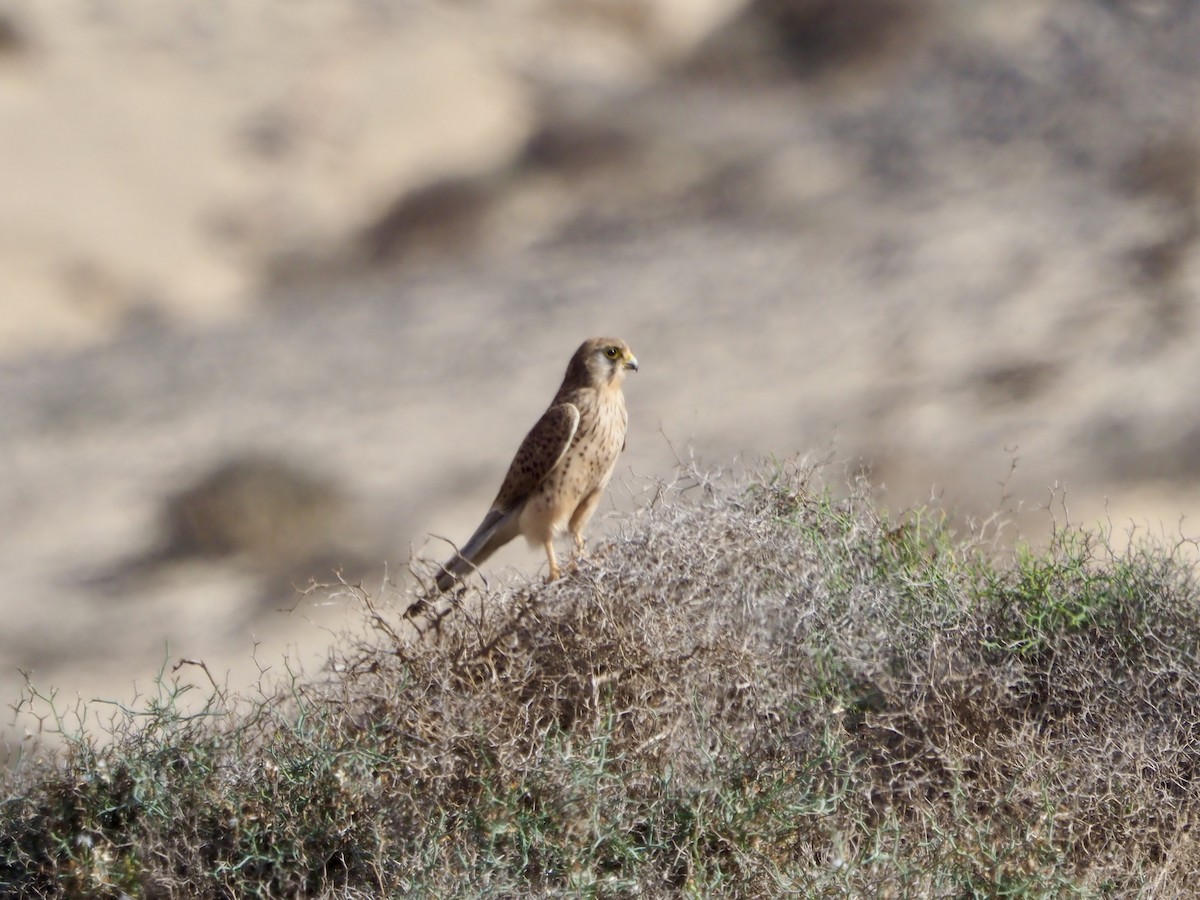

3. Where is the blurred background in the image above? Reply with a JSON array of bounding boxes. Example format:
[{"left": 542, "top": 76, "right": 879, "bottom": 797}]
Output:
[{"left": 3, "top": 0, "right": 1199, "bottom": 754}]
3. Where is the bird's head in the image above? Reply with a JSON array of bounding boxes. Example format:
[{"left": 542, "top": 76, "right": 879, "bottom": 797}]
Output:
[{"left": 571, "top": 337, "right": 638, "bottom": 388}]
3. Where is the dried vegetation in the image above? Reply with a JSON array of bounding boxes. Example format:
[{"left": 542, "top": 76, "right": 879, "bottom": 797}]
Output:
[{"left": 4, "top": 460, "right": 1200, "bottom": 897}]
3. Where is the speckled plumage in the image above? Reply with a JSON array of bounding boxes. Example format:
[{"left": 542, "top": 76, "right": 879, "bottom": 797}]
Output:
[{"left": 435, "top": 337, "right": 638, "bottom": 591}]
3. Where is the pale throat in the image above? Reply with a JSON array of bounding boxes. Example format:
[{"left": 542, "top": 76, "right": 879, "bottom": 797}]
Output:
[{"left": 598, "top": 378, "right": 625, "bottom": 402}]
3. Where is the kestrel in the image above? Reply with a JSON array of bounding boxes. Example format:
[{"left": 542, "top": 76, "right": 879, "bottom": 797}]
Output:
[{"left": 434, "top": 337, "right": 638, "bottom": 591}]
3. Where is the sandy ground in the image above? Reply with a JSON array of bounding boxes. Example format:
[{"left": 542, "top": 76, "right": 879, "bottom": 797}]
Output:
[{"left": 3, "top": 0, "right": 1200, "bottom": 756}]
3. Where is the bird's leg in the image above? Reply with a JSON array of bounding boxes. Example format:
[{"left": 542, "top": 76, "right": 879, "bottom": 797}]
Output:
[
  {"left": 567, "top": 491, "right": 601, "bottom": 569},
  {"left": 560, "top": 532, "right": 586, "bottom": 575},
  {"left": 543, "top": 539, "right": 562, "bottom": 583}
]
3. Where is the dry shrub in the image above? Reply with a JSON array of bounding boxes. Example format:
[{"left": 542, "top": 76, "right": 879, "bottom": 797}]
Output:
[
  {"left": 6, "top": 459, "right": 1200, "bottom": 896},
  {"left": 320, "top": 459, "right": 1200, "bottom": 894}
]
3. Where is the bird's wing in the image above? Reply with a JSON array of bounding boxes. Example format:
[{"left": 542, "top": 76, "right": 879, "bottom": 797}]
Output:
[
  {"left": 435, "top": 403, "right": 578, "bottom": 593},
  {"left": 492, "top": 402, "right": 580, "bottom": 511}
]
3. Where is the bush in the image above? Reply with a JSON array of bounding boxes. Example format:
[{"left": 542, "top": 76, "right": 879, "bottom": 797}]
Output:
[{"left": 4, "top": 460, "right": 1200, "bottom": 897}]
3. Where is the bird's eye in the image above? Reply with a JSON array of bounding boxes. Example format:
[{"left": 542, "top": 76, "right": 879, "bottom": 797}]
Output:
[{"left": 604, "top": 347, "right": 619, "bottom": 359}]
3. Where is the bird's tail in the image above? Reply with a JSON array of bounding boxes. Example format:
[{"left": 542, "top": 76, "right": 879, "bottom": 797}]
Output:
[{"left": 434, "top": 508, "right": 519, "bottom": 592}]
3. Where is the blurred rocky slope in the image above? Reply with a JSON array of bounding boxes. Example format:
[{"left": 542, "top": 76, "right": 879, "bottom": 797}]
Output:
[
  {"left": 0, "top": 0, "right": 737, "bottom": 355},
  {"left": 3, "top": 0, "right": 1200, "bottom": 753}
]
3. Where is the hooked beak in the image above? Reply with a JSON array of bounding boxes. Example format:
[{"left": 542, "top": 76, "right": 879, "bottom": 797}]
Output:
[{"left": 625, "top": 352, "right": 639, "bottom": 372}]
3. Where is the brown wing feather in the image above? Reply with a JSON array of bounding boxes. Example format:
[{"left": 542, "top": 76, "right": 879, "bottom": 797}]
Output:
[{"left": 491, "top": 403, "right": 580, "bottom": 511}]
